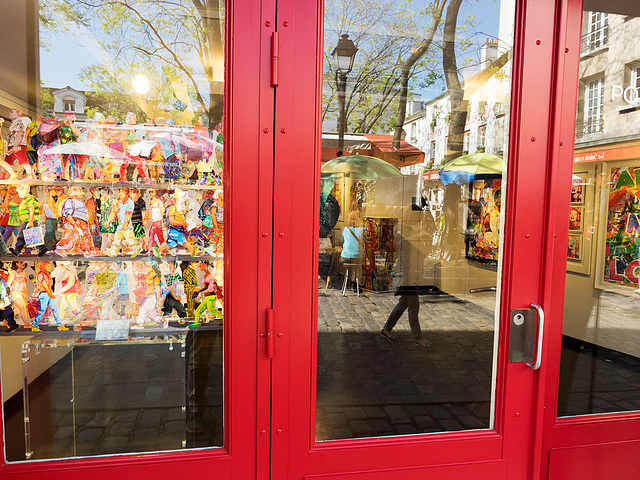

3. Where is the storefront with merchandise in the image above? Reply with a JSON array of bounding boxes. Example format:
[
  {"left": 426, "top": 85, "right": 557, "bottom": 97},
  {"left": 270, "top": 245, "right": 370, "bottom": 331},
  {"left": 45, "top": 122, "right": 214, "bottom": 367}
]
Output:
[{"left": 0, "top": 0, "right": 639, "bottom": 479}]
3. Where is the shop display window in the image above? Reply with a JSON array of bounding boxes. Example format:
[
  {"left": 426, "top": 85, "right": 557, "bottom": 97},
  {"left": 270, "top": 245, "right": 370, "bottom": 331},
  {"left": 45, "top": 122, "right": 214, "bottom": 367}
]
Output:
[{"left": 0, "top": 0, "right": 225, "bottom": 461}]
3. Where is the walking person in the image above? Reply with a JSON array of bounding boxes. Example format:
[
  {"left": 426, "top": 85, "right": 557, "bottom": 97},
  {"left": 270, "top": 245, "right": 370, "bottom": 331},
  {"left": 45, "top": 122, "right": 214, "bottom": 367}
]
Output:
[{"left": 381, "top": 286, "right": 431, "bottom": 350}]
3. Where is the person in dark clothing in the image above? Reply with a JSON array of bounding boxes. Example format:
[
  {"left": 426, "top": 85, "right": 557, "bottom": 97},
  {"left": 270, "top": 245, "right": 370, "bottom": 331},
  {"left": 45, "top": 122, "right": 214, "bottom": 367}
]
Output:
[{"left": 380, "top": 286, "right": 430, "bottom": 350}]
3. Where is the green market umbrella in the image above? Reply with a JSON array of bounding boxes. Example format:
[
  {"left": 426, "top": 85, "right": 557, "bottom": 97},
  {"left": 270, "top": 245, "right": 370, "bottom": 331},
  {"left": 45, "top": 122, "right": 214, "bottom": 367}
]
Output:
[
  {"left": 439, "top": 152, "right": 503, "bottom": 185},
  {"left": 322, "top": 154, "right": 403, "bottom": 180}
]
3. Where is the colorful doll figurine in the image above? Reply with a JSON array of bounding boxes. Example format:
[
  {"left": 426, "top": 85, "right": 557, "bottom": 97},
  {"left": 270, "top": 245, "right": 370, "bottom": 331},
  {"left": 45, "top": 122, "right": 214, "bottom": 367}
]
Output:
[
  {"left": 3, "top": 185, "right": 21, "bottom": 246},
  {"left": 211, "top": 190, "right": 224, "bottom": 255},
  {"left": 32, "top": 261, "right": 68, "bottom": 332},
  {"left": 43, "top": 185, "right": 65, "bottom": 253},
  {"left": 191, "top": 261, "right": 223, "bottom": 327},
  {"left": 57, "top": 262, "right": 82, "bottom": 321},
  {"left": 12, "top": 184, "right": 46, "bottom": 256},
  {"left": 99, "top": 187, "right": 117, "bottom": 253},
  {"left": 166, "top": 189, "right": 199, "bottom": 256},
  {"left": 2, "top": 186, "right": 19, "bottom": 247},
  {"left": 85, "top": 187, "right": 102, "bottom": 249},
  {"left": 111, "top": 261, "right": 129, "bottom": 320},
  {"left": 0, "top": 272, "right": 17, "bottom": 332},
  {"left": 130, "top": 188, "right": 148, "bottom": 254},
  {"left": 106, "top": 188, "right": 140, "bottom": 257},
  {"left": 147, "top": 188, "right": 167, "bottom": 256},
  {"left": 53, "top": 186, "right": 99, "bottom": 257},
  {"left": 162, "top": 261, "right": 186, "bottom": 320},
  {"left": 37, "top": 111, "right": 63, "bottom": 181},
  {"left": 59, "top": 112, "right": 82, "bottom": 180},
  {"left": 0, "top": 108, "right": 29, "bottom": 180},
  {"left": 8, "top": 261, "right": 32, "bottom": 328},
  {"left": 132, "top": 262, "right": 164, "bottom": 329},
  {"left": 120, "top": 112, "right": 150, "bottom": 183},
  {"left": 181, "top": 260, "right": 198, "bottom": 319}
]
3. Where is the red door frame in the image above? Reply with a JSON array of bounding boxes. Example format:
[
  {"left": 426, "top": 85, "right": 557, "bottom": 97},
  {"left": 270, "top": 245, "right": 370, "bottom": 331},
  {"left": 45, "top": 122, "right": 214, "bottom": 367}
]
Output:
[
  {"left": 0, "top": 0, "right": 274, "bottom": 478},
  {"left": 270, "top": 0, "right": 574, "bottom": 479},
  {"left": 537, "top": 0, "right": 640, "bottom": 478}
]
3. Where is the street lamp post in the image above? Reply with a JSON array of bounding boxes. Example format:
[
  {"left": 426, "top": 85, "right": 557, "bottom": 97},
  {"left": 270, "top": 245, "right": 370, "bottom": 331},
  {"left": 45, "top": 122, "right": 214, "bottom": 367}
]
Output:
[{"left": 331, "top": 34, "right": 358, "bottom": 153}]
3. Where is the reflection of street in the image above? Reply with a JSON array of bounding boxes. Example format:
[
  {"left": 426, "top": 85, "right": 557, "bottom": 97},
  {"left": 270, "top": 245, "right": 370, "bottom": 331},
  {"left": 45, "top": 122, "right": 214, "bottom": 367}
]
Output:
[{"left": 317, "top": 287, "right": 495, "bottom": 440}]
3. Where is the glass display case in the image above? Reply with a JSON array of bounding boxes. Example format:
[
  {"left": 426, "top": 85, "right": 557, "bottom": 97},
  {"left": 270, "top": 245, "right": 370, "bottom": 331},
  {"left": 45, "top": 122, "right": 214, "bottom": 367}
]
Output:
[{"left": 0, "top": 0, "right": 226, "bottom": 462}]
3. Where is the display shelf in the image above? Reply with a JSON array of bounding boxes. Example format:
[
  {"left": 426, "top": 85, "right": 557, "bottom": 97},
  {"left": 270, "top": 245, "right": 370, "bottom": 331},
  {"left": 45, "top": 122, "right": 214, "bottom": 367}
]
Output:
[
  {"left": 0, "top": 254, "right": 223, "bottom": 262},
  {"left": 0, "top": 179, "right": 222, "bottom": 190}
]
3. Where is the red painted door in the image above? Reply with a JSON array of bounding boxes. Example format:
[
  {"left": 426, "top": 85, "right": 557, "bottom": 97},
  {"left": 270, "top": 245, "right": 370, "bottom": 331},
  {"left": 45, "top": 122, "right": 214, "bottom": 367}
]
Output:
[
  {"left": 0, "top": 0, "right": 274, "bottom": 478},
  {"left": 538, "top": 0, "right": 640, "bottom": 479},
  {"left": 268, "top": 0, "right": 574, "bottom": 478}
]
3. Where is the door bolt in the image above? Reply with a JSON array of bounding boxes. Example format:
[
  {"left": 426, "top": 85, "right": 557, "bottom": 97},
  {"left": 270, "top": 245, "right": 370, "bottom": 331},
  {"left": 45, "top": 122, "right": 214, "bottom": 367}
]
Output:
[
  {"left": 265, "top": 21, "right": 271, "bottom": 27},
  {"left": 260, "top": 430, "right": 266, "bottom": 435},
  {"left": 263, "top": 128, "right": 269, "bottom": 134},
  {"left": 283, "top": 21, "right": 289, "bottom": 27},
  {"left": 276, "top": 429, "right": 282, "bottom": 434},
  {"left": 277, "top": 333, "right": 283, "bottom": 338},
  {"left": 281, "top": 128, "right": 287, "bottom": 134},
  {"left": 279, "top": 232, "right": 285, "bottom": 237}
]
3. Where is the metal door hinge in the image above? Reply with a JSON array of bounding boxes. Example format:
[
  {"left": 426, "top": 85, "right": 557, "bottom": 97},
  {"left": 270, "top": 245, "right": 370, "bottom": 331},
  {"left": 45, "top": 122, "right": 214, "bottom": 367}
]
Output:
[
  {"left": 271, "top": 32, "right": 280, "bottom": 87},
  {"left": 265, "top": 308, "right": 275, "bottom": 358}
]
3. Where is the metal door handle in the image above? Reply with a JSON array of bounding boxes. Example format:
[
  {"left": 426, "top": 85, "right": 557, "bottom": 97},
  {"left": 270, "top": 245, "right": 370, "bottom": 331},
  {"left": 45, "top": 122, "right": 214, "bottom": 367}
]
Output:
[{"left": 526, "top": 303, "right": 544, "bottom": 370}]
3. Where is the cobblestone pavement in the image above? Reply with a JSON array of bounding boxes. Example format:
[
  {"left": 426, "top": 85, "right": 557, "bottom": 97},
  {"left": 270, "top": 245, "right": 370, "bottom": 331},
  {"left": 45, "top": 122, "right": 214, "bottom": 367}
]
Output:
[{"left": 316, "top": 287, "right": 496, "bottom": 440}]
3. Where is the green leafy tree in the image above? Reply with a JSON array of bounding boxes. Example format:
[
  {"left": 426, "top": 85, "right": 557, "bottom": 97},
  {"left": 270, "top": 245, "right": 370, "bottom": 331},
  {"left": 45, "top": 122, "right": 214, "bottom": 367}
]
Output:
[
  {"left": 41, "top": 0, "right": 223, "bottom": 127},
  {"left": 323, "top": 0, "right": 444, "bottom": 134}
]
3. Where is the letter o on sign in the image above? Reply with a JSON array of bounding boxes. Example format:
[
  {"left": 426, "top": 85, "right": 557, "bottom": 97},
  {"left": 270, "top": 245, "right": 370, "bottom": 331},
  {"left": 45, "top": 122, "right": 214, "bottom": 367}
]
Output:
[{"left": 624, "top": 86, "right": 639, "bottom": 104}]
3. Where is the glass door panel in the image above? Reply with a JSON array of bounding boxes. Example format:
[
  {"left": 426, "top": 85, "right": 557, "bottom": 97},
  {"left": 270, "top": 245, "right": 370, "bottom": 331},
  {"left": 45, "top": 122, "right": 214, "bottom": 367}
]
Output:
[
  {"left": 317, "top": 0, "right": 515, "bottom": 440},
  {"left": 0, "top": 0, "right": 225, "bottom": 462},
  {"left": 559, "top": 1, "right": 640, "bottom": 417}
]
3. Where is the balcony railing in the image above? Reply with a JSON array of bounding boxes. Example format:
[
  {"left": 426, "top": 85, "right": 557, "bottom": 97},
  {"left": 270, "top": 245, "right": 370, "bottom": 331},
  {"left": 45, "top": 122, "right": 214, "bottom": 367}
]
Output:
[
  {"left": 581, "top": 25, "right": 609, "bottom": 55},
  {"left": 575, "top": 117, "right": 604, "bottom": 138}
]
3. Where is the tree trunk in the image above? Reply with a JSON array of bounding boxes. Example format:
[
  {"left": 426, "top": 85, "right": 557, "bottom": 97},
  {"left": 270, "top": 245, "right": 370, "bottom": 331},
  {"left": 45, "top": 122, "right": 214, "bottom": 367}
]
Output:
[
  {"left": 392, "top": 0, "right": 447, "bottom": 149},
  {"left": 443, "top": 0, "right": 465, "bottom": 163}
]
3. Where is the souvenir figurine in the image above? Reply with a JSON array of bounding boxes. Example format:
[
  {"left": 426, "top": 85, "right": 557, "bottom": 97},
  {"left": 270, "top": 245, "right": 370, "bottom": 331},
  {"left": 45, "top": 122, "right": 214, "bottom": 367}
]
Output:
[
  {"left": 106, "top": 188, "right": 140, "bottom": 256},
  {"left": 211, "top": 190, "right": 224, "bottom": 255},
  {"left": 191, "top": 261, "right": 223, "bottom": 327},
  {"left": 130, "top": 188, "right": 148, "bottom": 253},
  {"left": 24, "top": 118, "right": 40, "bottom": 173},
  {"left": 76, "top": 262, "right": 112, "bottom": 325},
  {"left": 31, "top": 261, "right": 68, "bottom": 332},
  {"left": 162, "top": 261, "right": 186, "bottom": 320},
  {"left": 181, "top": 260, "right": 198, "bottom": 318},
  {"left": 12, "top": 184, "right": 46, "bottom": 256},
  {"left": 111, "top": 261, "right": 130, "bottom": 320},
  {"left": 85, "top": 187, "right": 102, "bottom": 249},
  {"left": 99, "top": 187, "right": 117, "bottom": 253},
  {"left": 82, "top": 113, "right": 110, "bottom": 183},
  {"left": 132, "top": 262, "right": 164, "bottom": 328},
  {"left": 0, "top": 272, "right": 17, "bottom": 332},
  {"left": 3, "top": 185, "right": 21, "bottom": 245},
  {"left": 43, "top": 185, "right": 65, "bottom": 253},
  {"left": 8, "top": 261, "right": 32, "bottom": 328},
  {"left": 147, "top": 188, "right": 167, "bottom": 256},
  {"left": 0, "top": 108, "right": 30, "bottom": 180},
  {"left": 120, "top": 112, "right": 150, "bottom": 183},
  {"left": 59, "top": 112, "right": 82, "bottom": 180},
  {"left": 37, "top": 111, "right": 63, "bottom": 181},
  {"left": 165, "top": 189, "right": 199, "bottom": 256},
  {"left": 52, "top": 186, "right": 99, "bottom": 257},
  {"left": 57, "top": 262, "right": 82, "bottom": 320}
]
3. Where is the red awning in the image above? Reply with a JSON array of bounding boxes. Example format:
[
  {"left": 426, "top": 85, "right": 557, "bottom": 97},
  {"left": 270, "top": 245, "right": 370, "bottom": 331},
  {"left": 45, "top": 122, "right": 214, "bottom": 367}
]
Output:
[{"left": 363, "top": 134, "right": 425, "bottom": 167}]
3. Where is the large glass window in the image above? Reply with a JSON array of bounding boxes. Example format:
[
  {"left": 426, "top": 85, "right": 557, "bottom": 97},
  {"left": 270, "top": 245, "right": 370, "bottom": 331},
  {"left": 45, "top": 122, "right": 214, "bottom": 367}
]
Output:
[
  {"left": 559, "top": 5, "right": 640, "bottom": 417},
  {"left": 317, "top": 0, "right": 515, "bottom": 441},
  {"left": 0, "top": 0, "right": 225, "bottom": 461}
]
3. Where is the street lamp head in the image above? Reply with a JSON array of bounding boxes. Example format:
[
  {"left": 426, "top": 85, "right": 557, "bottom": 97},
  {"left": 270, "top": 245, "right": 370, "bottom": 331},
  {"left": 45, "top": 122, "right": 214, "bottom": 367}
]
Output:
[{"left": 331, "top": 34, "right": 358, "bottom": 74}]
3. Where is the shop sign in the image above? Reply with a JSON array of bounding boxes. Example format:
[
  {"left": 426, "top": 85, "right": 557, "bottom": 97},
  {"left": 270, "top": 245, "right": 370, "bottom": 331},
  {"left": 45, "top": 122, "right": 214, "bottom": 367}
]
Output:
[
  {"left": 612, "top": 84, "right": 640, "bottom": 105},
  {"left": 574, "top": 151, "right": 606, "bottom": 163}
]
